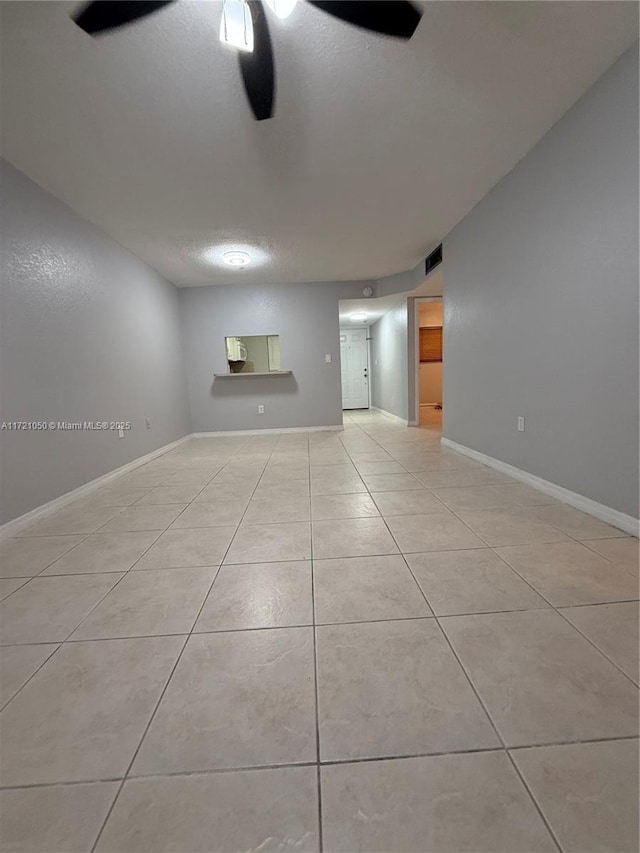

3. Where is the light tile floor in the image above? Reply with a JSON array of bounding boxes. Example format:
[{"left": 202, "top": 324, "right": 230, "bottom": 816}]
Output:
[{"left": 0, "top": 410, "right": 638, "bottom": 853}]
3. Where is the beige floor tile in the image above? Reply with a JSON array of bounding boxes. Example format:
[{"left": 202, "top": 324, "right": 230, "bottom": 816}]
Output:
[
  {"left": 71, "top": 567, "right": 217, "bottom": 640},
  {"left": 161, "top": 470, "right": 217, "bottom": 486},
  {"left": 195, "top": 561, "right": 312, "bottom": 631},
  {"left": 458, "top": 508, "right": 570, "bottom": 547},
  {"left": 253, "top": 479, "right": 310, "bottom": 500},
  {"left": 411, "top": 455, "right": 481, "bottom": 473},
  {"left": 321, "top": 751, "right": 555, "bottom": 853},
  {"left": 135, "top": 484, "right": 204, "bottom": 505},
  {"left": 312, "top": 518, "right": 398, "bottom": 560},
  {"left": 97, "top": 504, "right": 186, "bottom": 533},
  {"left": 347, "top": 451, "right": 393, "bottom": 464},
  {"left": 492, "top": 483, "right": 560, "bottom": 507},
  {"left": 361, "top": 473, "right": 423, "bottom": 492},
  {"left": 0, "top": 636, "right": 183, "bottom": 785},
  {"left": 211, "top": 472, "right": 261, "bottom": 489},
  {"left": 310, "top": 464, "right": 357, "bottom": 478},
  {"left": 407, "top": 549, "right": 549, "bottom": 616},
  {"left": 96, "top": 767, "right": 318, "bottom": 853},
  {"left": 0, "top": 573, "right": 122, "bottom": 644},
  {"left": 314, "top": 555, "right": 432, "bottom": 624},
  {"left": 495, "top": 541, "right": 639, "bottom": 606},
  {"left": 309, "top": 454, "right": 352, "bottom": 468},
  {"left": 512, "top": 739, "right": 639, "bottom": 853},
  {"left": 0, "top": 577, "right": 28, "bottom": 600},
  {"left": 114, "top": 473, "right": 169, "bottom": 488},
  {"left": 442, "top": 609, "right": 639, "bottom": 746},
  {"left": 560, "top": 602, "right": 639, "bottom": 682},
  {"left": 132, "top": 628, "right": 316, "bottom": 774},
  {"left": 352, "top": 460, "right": 407, "bottom": 475},
  {"left": 414, "top": 469, "right": 515, "bottom": 488},
  {"left": 385, "top": 512, "right": 485, "bottom": 553},
  {"left": 0, "top": 782, "right": 119, "bottom": 853},
  {"left": 42, "top": 532, "right": 159, "bottom": 575},
  {"left": 79, "top": 487, "right": 153, "bottom": 507},
  {"left": 244, "top": 496, "right": 311, "bottom": 524},
  {"left": 316, "top": 619, "right": 498, "bottom": 761},
  {"left": 0, "top": 643, "right": 59, "bottom": 706},
  {"left": 433, "top": 485, "right": 528, "bottom": 512},
  {"left": 194, "top": 481, "right": 256, "bottom": 502},
  {"left": 371, "top": 489, "right": 445, "bottom": 516},
  {"left": 310, "top": 472, "right": 366, "bottom": 496},
  {"left": 134, "top": 526, "right": 236, "bottom": 569},
  {"left": 16, "top": 505, "right": 124, "bottom": 537},
  {"left": 311, "top": 493, "right": 379, "bottom": 520},
  {"left": 584, "top": 536, "right": 639, "bottom": 576},
  {"left": 0, "top": 535, "right": 84, "bottom": 578},
  {"left": 259, "top": 466, "right": 310, "bottom": 483},
  {"left": 225, "top": 522, "right": 311, "bottom": 564},
  {"left": 169, "top": 499, "right": 247, "bottom": 528},
  {"left": 530, "top": 504, "right": 628, "bottom": 540}
]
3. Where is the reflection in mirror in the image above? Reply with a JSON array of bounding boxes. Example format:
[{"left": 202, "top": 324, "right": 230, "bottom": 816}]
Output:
[{"left": 225, "top": 335, "right": 281, "bottom": 374}]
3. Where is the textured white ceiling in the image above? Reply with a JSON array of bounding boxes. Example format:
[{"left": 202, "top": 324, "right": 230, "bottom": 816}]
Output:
[{"left": 1, "top": 1, "right": 637, "bottom": 286}]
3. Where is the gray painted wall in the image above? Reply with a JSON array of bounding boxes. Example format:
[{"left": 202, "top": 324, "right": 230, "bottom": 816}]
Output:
[
  {"left": 370, "top": 298, "right": 409, "bottom": 421},
  {"left": 0, "top": 160, "right": 191, "bottom": 525},
  {"left": 180, "top": 282, "right": 344, "bottom": 432},
  {"left": 443, "top": 46, "right": 639, "bottom": 518}
]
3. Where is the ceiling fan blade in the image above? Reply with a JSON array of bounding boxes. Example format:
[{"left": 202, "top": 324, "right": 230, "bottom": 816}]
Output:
[
  {"left": 239, "top": 0, "right": 276, "bottom": 121},
  {"left": 307, "top": 1, "right": 421, "bottom": 39},
  {"left": 72, "top": 1, "right": 175, "bottom": 35}
]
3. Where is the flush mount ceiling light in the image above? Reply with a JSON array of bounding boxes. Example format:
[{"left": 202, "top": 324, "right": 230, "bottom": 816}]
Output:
[
  {"left": 223, "top": 250, "right": 251, "bottom": 267},
  {"left": 350, "top": 313, "right": 368, "bottom": 322},
  {"left": 200, "top": 244, "right": 268, "bottom": 270},
  {"left": 71, "top": 1, "right": 422, "bottom": 121}
]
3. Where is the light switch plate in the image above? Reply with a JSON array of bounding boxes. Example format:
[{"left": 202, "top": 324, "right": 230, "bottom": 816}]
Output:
[{"left": 325, "top": 354, "right": 332, "bottom": 363}]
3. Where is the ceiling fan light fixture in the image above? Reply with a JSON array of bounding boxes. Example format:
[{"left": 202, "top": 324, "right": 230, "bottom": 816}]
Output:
[
  {"left": 264, "top": 0, "right": 297, "bottom": 19},
  {"left": 220, "top": 0, "right": 254, "bottom": 52}
]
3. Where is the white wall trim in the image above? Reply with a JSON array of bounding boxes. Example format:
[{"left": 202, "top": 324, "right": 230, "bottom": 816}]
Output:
[
  {"left": 370, "top": 406, "right": 409, "bottom": 426},
  {"left": 0, "top": 435, "right": 191, "bottom": 541},
  {"left": 192, "top": 425, "right": 344, "bottom": 437},
  {"left": 441, "top": 437, "right": 639, "bottom": 537}
]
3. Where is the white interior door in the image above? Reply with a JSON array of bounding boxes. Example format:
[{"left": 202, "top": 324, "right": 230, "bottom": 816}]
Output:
[{"left": 340, "top": 328, "right": 369, "bottom": 409}]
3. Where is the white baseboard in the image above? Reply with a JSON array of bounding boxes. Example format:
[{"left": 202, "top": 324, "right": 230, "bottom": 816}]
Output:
[
  {"left": 370, "top": 406, "right": 409, "bottom": 426},
  {"left": 192, "top": 425, "right": 343, "bottom": 437},
  {"left": 441, "top": 437, "right": 639, "bottom": 537},
  {"left": 0, "top": 435, "right": 191, "bottom": 541}
]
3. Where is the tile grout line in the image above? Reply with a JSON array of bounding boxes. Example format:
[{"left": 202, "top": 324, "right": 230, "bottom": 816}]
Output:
[
  {"left": 3, "top": 734, "right": 639, "bottom": 792},
  {"left": 307, "top": 439, "right": 325, "bottom": 853},
  {"left": 398, "top": 539, "right": 566, "bottom": 852},
  {"left": 0, "top": 523, "right": 172, "bottom": 711},
  {"left": 86, "top": 441, "right": 266, "bottom": 853},
  {"left": 341, "top": 418, "right": 567, "bottom": 852},
  {"left": 88, "top": 436, "right": 275, "bottom": 853}
]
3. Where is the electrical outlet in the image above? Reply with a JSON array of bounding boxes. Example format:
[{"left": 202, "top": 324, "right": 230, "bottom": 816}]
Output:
[
  {"left": 145, "top": 418, "right": 151, "bottom": 429},
  {"left": 118, "top": 427, "right": 125, "bottom": 439},
  {"left": 517, "top": 416, "right": 525, "bottom": 432},
  {"left": 258, "top": 405, "right": 265, "bottom": 414},
  {"left": 325, "top": 353, "right": 332, "bottom": 363}
]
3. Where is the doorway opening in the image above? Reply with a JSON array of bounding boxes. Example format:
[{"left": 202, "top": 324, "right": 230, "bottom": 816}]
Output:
[
  {"left": 340, "top": 327, "right": 370, "bottom": 410},
  {"left": 414, "top": 297, "right": 443, "bottom": 430}
]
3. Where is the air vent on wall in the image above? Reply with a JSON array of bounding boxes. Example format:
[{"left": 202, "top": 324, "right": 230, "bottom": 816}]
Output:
[{"left": 425, "top": 244, "right": 442, "bottom": 277}]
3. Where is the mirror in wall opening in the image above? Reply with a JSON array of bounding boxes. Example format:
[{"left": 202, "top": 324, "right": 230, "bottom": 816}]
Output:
[{"left": 225, "top": 335, "right": 281, "bottom": 374}]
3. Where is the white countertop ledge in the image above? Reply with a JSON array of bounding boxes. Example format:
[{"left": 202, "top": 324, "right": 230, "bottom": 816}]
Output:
[{"left": 214, "top": 371, "right": 293, "bottom": 378}]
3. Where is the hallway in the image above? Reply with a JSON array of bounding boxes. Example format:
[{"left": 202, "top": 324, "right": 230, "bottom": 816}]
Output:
[{"left": 0, "top": 412, "right": 637, "bottom": 852}]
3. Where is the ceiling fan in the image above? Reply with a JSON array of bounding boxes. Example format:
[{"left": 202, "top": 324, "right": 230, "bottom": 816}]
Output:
[{"left": 71, "top": 0, "right": 422, "bottom": 121}]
